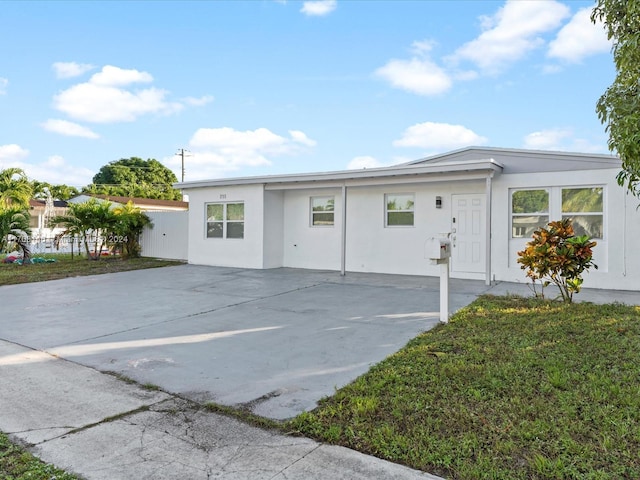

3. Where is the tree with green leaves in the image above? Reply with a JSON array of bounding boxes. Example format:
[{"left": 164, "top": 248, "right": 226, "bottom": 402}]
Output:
[
  {"left": 0, "top": 168, "right": 33, "bottom": 211},
  {"left": 87, "top": 157, "right": 182, "bottom": 200},
  {"left": 0, "top": 208, "right": 31, "bottom": 261},
  {"left": 51, "top": 199, "right": 118, "bottom": 260},
  {"left": 592, "top": 0, "right": 640, "bottom": 195},
  {"left": 112, "top": 201, "right": 152, "bottom": 258}
]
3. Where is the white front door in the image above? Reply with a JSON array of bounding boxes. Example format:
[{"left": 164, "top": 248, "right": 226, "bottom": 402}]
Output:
[{"left": 451, "top": 194, "right": 486, "bottom": 274}]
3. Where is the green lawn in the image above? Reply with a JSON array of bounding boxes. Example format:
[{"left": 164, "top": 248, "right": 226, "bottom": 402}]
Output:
[
  {"left": 288, "top": 295, "right": 640, "bottom": 480},
  {"left": 0, "top": 254, "right": 183, "bottom": 286},
  {"left": 0, "top": 425, "right": 80, "bottom": 480}
]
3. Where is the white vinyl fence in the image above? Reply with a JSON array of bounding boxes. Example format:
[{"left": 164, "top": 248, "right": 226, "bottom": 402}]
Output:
[{"left": 140, "top": 211, "right": 188, "bottom": 261}]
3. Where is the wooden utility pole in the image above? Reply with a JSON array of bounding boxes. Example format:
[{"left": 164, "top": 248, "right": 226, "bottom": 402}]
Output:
[{"left": 175, "top": 148, "right": 192, "bottom": 182}]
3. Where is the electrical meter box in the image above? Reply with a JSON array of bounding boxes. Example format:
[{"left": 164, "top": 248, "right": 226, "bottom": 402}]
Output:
[{"left": 425, "top": 237, "right": 451, "bottom": 261}]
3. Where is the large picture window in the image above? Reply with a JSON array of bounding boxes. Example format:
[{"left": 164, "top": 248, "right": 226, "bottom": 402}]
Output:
[
  {"left": 562, "top": 187, "right": 603, "bottom": 238},
  {"left": 510, "top": 186, "right": 604, "bottom": 240},
  {"left": 511, "top": 189, "right": 549, "bottom": 238},
  {"left": 385, "top": 193, "right": 414, "bottom": 227},
  {"left": 206, "top": 202, "right": 244, "bottom": 239},
  {"left": 310, "top": 196, "right": 334, "bottom": 226}
]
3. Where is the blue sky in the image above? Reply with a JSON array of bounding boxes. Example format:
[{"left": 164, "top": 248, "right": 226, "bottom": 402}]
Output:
[{"left": 0, "top": 0, "right": 613, "bottom": 187}]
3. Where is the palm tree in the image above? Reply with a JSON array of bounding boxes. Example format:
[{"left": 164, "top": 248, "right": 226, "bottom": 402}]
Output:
[
  {"left": 0, "top": 208, "right": 31, "bottom": 262},
  {"left": 0, "top": 168, "right": 33, "bottom": 211},
  {"left": 113, "top": 201, "right": 152, "bottom": 258},
  {"left": 50, "top": 199, "right": 118, "bottom": 260},
  {"left": 51, "top": 214, "right": 83, "bottom": 260}
]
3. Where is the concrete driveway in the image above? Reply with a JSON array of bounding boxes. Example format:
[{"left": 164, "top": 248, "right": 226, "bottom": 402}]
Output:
[{"left": 0, "top": 265, "right": 489, "bottom": 419}]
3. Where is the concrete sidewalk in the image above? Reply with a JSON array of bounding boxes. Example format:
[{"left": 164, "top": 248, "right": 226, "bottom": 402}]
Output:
[
  {"left": 1, "top": 265, "right": 639, "bottom": 480},
  {"left": 0, "top": 340, "right": 442, "bottom": 480}
]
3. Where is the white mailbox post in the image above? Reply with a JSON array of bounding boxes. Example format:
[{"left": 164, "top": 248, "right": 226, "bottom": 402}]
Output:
[{"left": 425, "top": 235, "right": 452, "bottom": 323}]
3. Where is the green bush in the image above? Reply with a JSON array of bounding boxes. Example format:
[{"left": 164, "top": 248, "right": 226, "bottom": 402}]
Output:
[{"left": 517, "top": 219, "right": 597, "bottom": 303}]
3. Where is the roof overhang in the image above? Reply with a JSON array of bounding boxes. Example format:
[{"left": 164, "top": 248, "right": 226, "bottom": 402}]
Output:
[{"left": 175, "top": 159, "right": 503, "bottom": 191}]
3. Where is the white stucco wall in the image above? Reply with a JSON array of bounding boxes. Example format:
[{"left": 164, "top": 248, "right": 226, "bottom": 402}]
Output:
[
  {"left": 490, "top": 168, "right": 640, "bottom": 291},
  {"left": 181, "top": 165, "right": 640, "bottom": 291},
  {"left": 344, "top": 182, "right": 484, "bottom": 277},
  {"left": 185, "top": 184, "right": 266, "bottom": 269},
  {"left": 282, "top": 188, "right": 342, "bottom": 271},
  {"left": 263, "top": 190, "right": 284, "bottom": 268}
]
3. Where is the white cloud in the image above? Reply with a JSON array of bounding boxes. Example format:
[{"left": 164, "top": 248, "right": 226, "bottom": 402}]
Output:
[
  {"left": 182, "top": 95, "right": 214, "bottom": 107},
  {"left": 301, "top": 0, "right": 336, "bottom": 16},
  {"left": 53, "top": 65, "right": 182, "bottom": 123},
  {"left": 89, "top": 65, "right": 153, "bottom": 87},
  {"left": 171, "top": 127, "right": 316, "bottom": 180},
  {"left": 375, "top": 57, "right": 452, "bottom": 96},
  {"left": 0, "top": 148, "right": 94, "bottom": 186},
  {"left": 41, "top": 119, "right": 100, "bottom": 139},
  {"left": 394, "top": 122, "right": 488, "bottom": 150},
  {"left": 0, "top": 144, "right": 29, "bottom": 161},
  {"left": 452, "top": 0, "right": 570, "bottom": 73},
  {"left": 547, "top": 8, "right": 611, "bottom": 63},
  {"left": 347, "top": 156, "right": 383, "bottom": 169},
  {"left": 52, "top": 61, "right": 95, "bottom": 79},
  {"left": 523, "top": 128, "right": 572, "bottom": 149},
  {"left": 289, "top": 130, "right": 317, "bottom": 147},
  {"left": 523, "top": 128, "right": 606, "bottom": 153},
  {"left": 0, "top": 77, "right": 7, "bottom": 95}
]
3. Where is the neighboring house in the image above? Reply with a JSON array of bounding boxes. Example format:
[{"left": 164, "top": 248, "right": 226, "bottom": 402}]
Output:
[
  {"left": 176, "top": 147, "right": 639, "bottom": 291},
  {"left": 28, "top": 199, "right": 69, "bottom": 231},
  {"left": 67, "top": 194, "right": 190, "bottom": 260},
  {"left": 67, "top": 194, "right": 188, "bottom": 212}
]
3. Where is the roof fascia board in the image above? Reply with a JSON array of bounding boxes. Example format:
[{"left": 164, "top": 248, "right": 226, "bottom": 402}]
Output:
[
  {"left": 178, "top": 160, "right": 502, "bottom": 190},
  {"left": 408, "top": 146, "right": 620, "bottom": 165},
  {"left": 264, "top": 171, "right": 492, "bottom": 190}
]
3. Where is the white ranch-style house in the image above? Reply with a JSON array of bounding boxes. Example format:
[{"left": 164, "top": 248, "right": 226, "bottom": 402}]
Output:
[{"left": 174, "top": 147, "right": 639, "bottom": 291}]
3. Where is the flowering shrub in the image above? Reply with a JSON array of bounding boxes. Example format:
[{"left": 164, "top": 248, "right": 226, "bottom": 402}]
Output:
[{"left": 517, "top": 219, "right": 597, "bottom": 303}]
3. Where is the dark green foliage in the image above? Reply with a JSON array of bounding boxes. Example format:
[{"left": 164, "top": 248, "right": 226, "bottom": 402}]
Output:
[
  {"left": 592, "top": 0, "right": 640, "bottom": 195},
  {"left": 0, "top": 208, "right": 31, "bottom": 261},
  {"left": 87, "top": 157, "right": 181, "bottom": 200}
]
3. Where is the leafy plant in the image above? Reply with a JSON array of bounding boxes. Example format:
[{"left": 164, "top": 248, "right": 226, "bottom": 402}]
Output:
[
  {"left": 112, "top": 201, "right": 153, "bottom": 258},
  {"left": 51, "top": 199, "right": 118, "bottom": 260},
  {"left": 0, "top": 207, "right": 31, "bottom": 261},
  {"left": 517, "top": 218, "right": 597, "bottom": 303}
]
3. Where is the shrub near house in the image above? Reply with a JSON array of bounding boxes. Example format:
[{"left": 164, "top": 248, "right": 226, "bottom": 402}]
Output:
[{"left": 517, "top": 218, "right": 597, "bottom": 303}]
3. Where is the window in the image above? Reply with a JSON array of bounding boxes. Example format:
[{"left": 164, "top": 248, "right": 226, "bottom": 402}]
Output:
[
  {"left": 385, "top": 193, "right": 414, "bottom": 226},
  {"left": 510, "top": 186, "right": 605, "bottom": 240},
  {"left": 310, "top": 196, "right": 334, "bottom": 226},
  {"left": 206, "top": 202, "right": 244, "bottom": 239},
  {"left": 511, "top": 189, "right": 549, "bottom": 238},
  {"left": 562, "top": 187, "right": 603, "bottom": 238}
]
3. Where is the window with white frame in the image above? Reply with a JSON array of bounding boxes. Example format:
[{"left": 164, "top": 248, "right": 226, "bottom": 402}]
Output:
[
  {"left": 562, "top": 187, "right": 603, "bottom": 238},
  {"left": 206, "top": 202, "right": 244, "bottom": 239},
  {"left": 310, "top": 196, "right": 334, "bottom": 226},
  {"left": 511, "top": 186, "right": 604, "bottom": 240},
  {"left": 385, "top": 193, "right": 414, "bottom": 227},
  {"left": 511, "top": 189, "right": 549, "bottom": 238}
]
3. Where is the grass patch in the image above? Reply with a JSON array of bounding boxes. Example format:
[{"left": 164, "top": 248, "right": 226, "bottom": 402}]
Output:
[
  {"left": 0, "top": 254, "right": 184, "bottom": 286},
  {"left": 0, "top": 432, "right": 78, "bottom": 480},
  {"left": 204, "top": 402, "right": 285, "bottom": 431},
  {"left": 287, "top": 295, "right": 640, "bottom": 479}
]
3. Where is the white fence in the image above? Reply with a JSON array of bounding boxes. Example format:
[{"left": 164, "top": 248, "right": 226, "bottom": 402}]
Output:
[{"left": 140, "top": 211, "right": 188, "bottom": 261}]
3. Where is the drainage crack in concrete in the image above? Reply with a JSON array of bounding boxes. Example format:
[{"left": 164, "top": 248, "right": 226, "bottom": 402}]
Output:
[
  {"left": 268, "top": 444, "right": 323, "bottom": 480},
  {"left": 34, "top": 399, "right": 168, "bottom": 446},
  {"left": 236, "top": 389, "right": 284, "bottom": 413}
]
